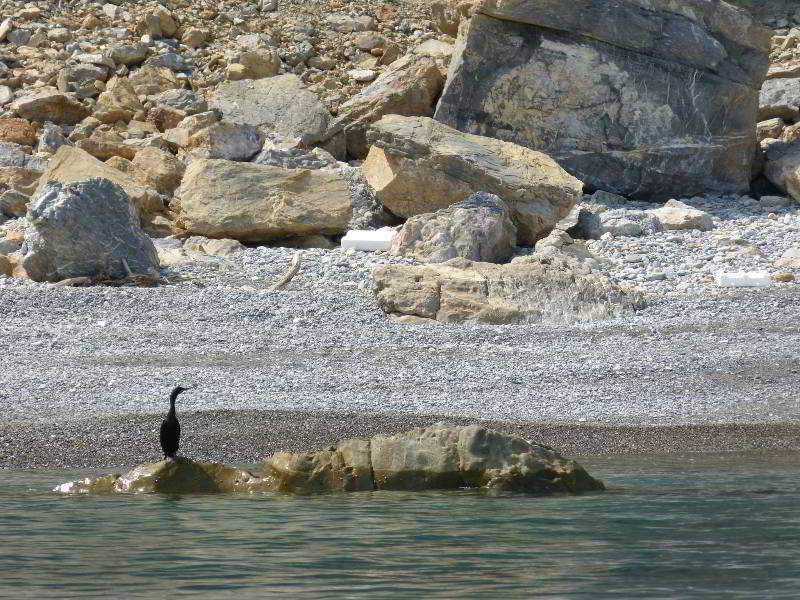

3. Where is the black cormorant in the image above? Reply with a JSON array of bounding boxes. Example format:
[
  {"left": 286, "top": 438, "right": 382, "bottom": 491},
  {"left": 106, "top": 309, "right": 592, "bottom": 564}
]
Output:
[{"left": 160, "top": 386, "right": 190, "bottom": 459}]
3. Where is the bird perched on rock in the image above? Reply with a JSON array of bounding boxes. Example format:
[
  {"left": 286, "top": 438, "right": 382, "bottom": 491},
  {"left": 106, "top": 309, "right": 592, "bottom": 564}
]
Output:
[{"left": 160, "top": 385, "right": 190, "bottom": 460}]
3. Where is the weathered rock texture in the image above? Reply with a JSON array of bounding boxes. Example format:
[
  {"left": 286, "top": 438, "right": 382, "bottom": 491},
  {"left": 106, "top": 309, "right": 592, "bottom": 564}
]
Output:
[
  {"left": 34, "top": 146, "right": 161, "bottom": 217},
  {"left": 206, "top": 75, "right": 332, "bottom": 145},
  {"left": 21, "top": 178, "right": 159, "bottom": 282},
  {"left": 173, "top": 159, "right": 352, "bottom": 241},
  {"left": 323, "top": 54, "right": 445, "bottom": 158},
  {"left": 434, "top": 0, "right": 771, "bottom": 200},
  {"left": 54, "top": 459, "right": 270, "bottom": 494},
  {"left": 764, "top": 140, "right": 800, "bottom": 201},
  {"left": 374, "top": 256, "right": 644, "bottom": 324},
  {"left": 391, "top": 192, "right": 517, "bottom": 263},
  {"left": 363, "top": 115, "right": 583, "bottom": 245},
  {"left": 55, "top": 424, "right": 604, "bottom": 495}
]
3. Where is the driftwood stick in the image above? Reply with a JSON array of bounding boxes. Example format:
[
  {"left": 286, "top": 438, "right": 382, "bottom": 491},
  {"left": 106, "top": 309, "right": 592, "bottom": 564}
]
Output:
[{"left": 269, "top": 251, "right": 302, "bottom": 291}]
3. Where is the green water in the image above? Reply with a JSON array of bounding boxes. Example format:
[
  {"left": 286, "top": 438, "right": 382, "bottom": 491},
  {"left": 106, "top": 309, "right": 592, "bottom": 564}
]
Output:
[{"left": 1, "top": 452, "right": 798, "bottom": 599}]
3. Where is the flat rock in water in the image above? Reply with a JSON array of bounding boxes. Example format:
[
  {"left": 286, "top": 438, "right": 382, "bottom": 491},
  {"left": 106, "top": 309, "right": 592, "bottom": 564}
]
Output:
[{"left": 55, "top": 425, "right": 605, "bottom": 495}]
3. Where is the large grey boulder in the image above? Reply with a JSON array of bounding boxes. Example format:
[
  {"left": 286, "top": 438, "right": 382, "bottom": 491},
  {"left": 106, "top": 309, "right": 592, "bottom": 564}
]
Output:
[
  {"left": 391, "top": 192, "right": 516, "bottom": 263},
  {"left": 759, "top": 77, "right": 800, "bottom": 122},
  {"left": 374, "top": 255, "right": 644, "bottom": 324},
  {"left": 206, "top": 75, "right": 331, "bottom": 145},
  {"left": 20, "top": 178, "right": 159, "bottom": 282},
  {"left": 363, "top": 115, "right": 583, "bottom": 245},
  {"left": 765, "top": 140, "right": 800, "bottom": 201},
  {"left": 322, "top": 54, "right": 445, "bottom": 158},
  {"left": 173, "top": 158, "right": 352, "bottom": 241},
  {"left": 434, "top": 0, "right": 771, "bottom": 200},
  {"left": 56, "top": 424, "right": 604, "bottom": 495}
]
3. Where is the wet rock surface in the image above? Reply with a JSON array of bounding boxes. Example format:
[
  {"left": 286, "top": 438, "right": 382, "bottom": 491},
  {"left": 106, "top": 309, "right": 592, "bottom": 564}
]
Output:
[{"left": 55, "top": 424, "right": 604, "bottom": 495}]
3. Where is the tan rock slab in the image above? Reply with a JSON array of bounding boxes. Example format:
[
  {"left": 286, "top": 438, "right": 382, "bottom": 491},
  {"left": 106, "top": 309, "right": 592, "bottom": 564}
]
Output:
[
  {"left": 173, "top": 158, "right": 352, "bottom": 242},
  {"left": 34, "top": 146, "right": 161, "bottom": 217}
]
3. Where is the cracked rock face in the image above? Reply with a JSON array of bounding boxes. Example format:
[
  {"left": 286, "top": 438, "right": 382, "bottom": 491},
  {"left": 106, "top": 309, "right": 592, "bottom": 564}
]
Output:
[{"left": 434, "top": 0, "right": 771, "bottom": 200}]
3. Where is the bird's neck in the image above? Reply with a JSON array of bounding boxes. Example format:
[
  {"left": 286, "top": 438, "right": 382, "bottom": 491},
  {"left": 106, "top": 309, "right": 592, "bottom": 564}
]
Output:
[{"left": 168, "top": 397, "right": 177, "bottom": 418}]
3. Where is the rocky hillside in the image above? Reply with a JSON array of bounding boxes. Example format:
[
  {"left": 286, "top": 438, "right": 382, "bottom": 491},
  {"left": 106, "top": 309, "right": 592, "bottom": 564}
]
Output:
[{"left": 1, "top": 0, "right": 800, "bottom": 325}]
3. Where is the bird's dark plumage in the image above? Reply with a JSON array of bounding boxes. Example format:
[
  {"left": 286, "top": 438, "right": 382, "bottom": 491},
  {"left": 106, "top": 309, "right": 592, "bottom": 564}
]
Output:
[{"left": 160, "top": 385, "right": 189, "bottom": 459}]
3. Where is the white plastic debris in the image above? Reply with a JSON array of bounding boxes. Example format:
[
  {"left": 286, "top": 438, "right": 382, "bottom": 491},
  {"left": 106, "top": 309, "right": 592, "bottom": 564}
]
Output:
[
  {"left": 715, "top": 271, "right": 772, "bottom": 288},
  {"left": 340, "top": 227, "right": 396, "bottom": 252}
]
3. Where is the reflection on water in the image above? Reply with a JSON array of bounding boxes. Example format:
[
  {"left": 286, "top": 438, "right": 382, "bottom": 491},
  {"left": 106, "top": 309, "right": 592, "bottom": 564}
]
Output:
[{"left": 1, "top": 452, "right": 799, "bottom": 599}]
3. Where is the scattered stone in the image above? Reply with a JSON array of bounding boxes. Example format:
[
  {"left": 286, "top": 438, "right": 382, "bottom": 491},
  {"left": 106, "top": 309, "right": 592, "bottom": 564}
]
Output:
[
  {"left": 183, "top": 236, "right": 245, "bottom": 257},
  {"left": 20, "top": 178, "right": 160, "bottom": 282},
  {"left": 651, "top": 199, "right": 714, "bottom": 232},
  {"left": 773, "top": 271, "right": 795, "bottom": 282},
  {"left": 391, "top": 192, "right": 516, "bottom": 263},
  {"left": 775, "top": 246, "right": 800, "bottom": 267},
  {"left": 363, "top": 115, "right": 583, "bottom": 245}
]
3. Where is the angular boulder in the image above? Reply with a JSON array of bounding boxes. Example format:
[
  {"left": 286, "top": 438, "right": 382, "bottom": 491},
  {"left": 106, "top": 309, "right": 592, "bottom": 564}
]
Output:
[
  {"left": 186, "top": 121, "right": 265, "bottom": 161},
  {"left": 764, "top": 140, "right": 800, "bottom": 201},
  {"left": 373, "top": 255, "right": 644, "bottom": 324},
  {"left": 173, "top": 159, "right": 352, "bottom": 241},
  {"left": 434, "top": 0, "right": 771, "bottom": 200},
  {"left": 33, "top": 146, "right": 161, "bottom": 217},
  {"left": 20, "top": 178, "right": 160, "bottom": 282},
  {"left": 0, "top": 118, "right": 37, "bottom": 147},
  {"left": 391, "top": 192, "right": 516, "bottom": 263},
  {"left": 650, "top": 199, "right": 714, "bottom": 232},
  {"left": 759, "top": 77, "right": 800, "bottom": 121},
  {"left": 9, "top": 88, "right": 90, "bottom": 125},
  {"left": 323, "top": 54, "right": 445, "bottom": 158},
  {"left": 206, "top": 75, "right": 331, "bottom": 145},
  {"left": 94, "top": 77, "right": 145, "bottom": 123},
  {"left": 130, "top": 147, "right": 185, "bottom": 195},
  {"left": 55, "top": 425, "right": 604, "bottom": 495},
  {"left": 363, "top": 115, "right": 583, "bottom": 245}
]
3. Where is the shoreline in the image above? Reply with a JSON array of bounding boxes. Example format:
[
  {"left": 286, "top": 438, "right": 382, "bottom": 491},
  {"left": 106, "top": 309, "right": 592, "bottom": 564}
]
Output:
[{"left": 2, "top": 409, "right": 799, "bottom": 470}]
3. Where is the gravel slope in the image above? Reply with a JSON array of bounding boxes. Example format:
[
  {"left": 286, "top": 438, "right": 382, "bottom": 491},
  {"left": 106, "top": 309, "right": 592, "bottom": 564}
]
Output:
[{"left": 1, "top": 240, "right": 799, "bottom": 468}]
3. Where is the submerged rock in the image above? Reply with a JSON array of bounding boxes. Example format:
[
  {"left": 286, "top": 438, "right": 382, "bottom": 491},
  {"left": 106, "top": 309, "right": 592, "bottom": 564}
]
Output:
[{"left": 55, "top": 425, "right": 604, "bottom": 495}]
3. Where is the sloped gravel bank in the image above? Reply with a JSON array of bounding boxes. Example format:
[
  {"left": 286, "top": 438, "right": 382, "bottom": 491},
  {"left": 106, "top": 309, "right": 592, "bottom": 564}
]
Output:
[{"left": 0, "top": 242, "right": 799, "bottom": 469}]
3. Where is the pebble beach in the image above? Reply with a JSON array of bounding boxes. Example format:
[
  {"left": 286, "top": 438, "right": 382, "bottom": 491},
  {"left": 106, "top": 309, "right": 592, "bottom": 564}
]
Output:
[{"left": 2, "top": 194, "right": 800, "bottom": 468}]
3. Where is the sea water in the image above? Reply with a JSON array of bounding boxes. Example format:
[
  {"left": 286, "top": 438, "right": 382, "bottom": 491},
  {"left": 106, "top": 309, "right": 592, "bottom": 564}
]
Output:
[{"left": 1, "top": 452, "right": 798, "bottom": 599}]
